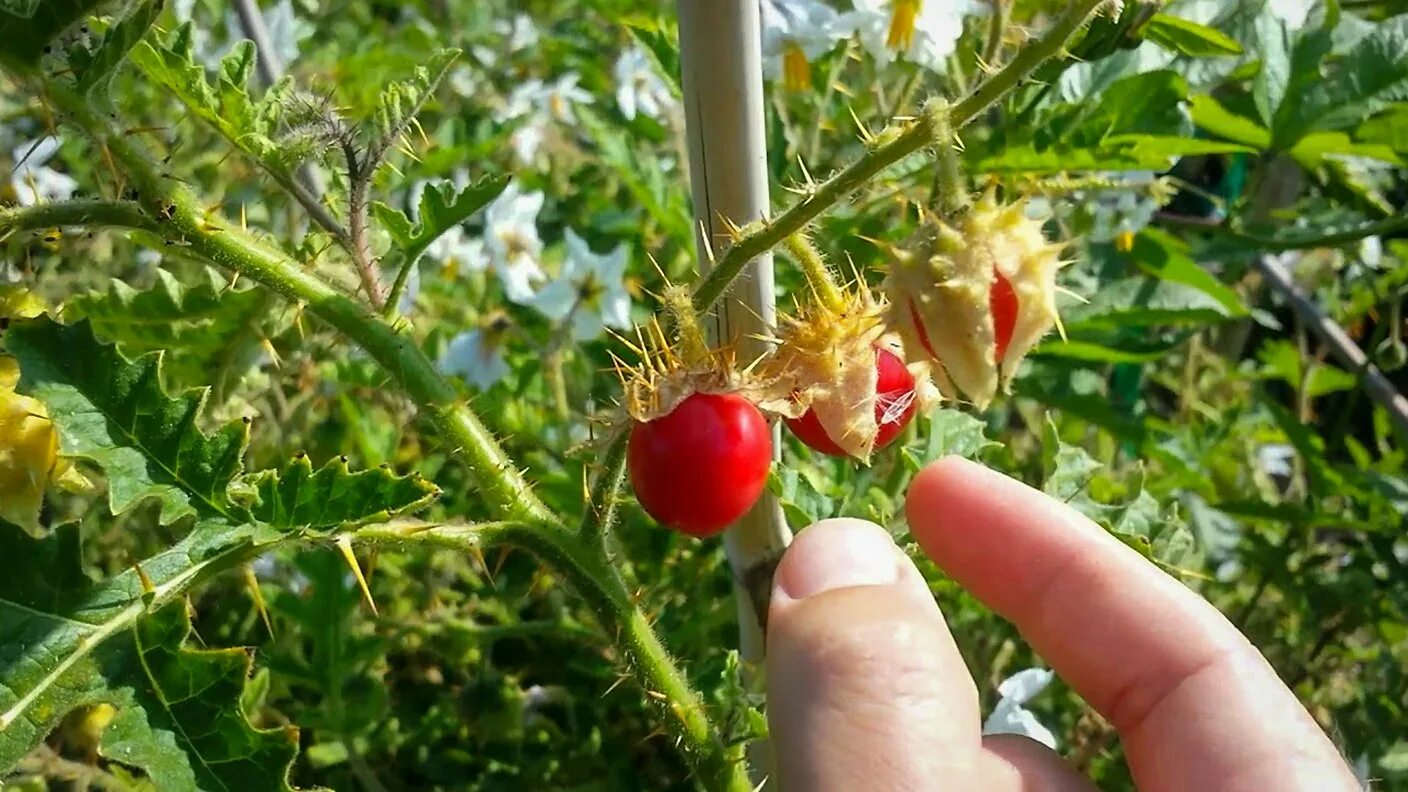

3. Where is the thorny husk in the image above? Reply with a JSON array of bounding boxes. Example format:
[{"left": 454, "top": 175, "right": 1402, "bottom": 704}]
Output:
[
  {"left": 759, "top": 276, "right": 935, "bottom": 462},
  {"left": 613, "top": 285, "right": 767, "bottom": 424},
  {"left": 888, "top": 190, "right": 1066, "bottom": 407}
]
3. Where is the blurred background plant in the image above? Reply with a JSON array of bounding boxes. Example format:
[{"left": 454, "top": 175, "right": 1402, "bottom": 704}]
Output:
[{"left": 1, "top": 0, "right": 1406, "bottom": 789}]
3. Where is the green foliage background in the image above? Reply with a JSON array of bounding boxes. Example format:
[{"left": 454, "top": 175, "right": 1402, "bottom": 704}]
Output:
[{"left": 1, "top": 0, "right": 1406, "bottom": 789}]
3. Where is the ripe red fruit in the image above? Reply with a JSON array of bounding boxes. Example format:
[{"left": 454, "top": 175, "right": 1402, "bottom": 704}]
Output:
[
  {"left": 785, "top": 347, "right": 917, "bottom": 457},
  {"left": 990, "top": 269, "right": 1019, "bottom": 363},
  {"left": 628, "top": 391, "right": 772, "bottom": 538},
  {"left": 907, "top": 268, "right": 1020, "bottom": 364}
]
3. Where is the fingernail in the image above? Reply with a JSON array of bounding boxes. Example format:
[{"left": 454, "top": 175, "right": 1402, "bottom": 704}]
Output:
[{"left": 775, "top": 519, "right": 901, "bottom": 600}]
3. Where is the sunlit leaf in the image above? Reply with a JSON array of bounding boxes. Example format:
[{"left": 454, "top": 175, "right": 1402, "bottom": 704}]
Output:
[{"left": 1143, "top": 13, "right": 1244, "bottom": 57}]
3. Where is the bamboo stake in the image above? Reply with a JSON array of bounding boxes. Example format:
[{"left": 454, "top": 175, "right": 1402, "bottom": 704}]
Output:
[{"left": 676, "top": 0, "right": 794, "bottom": 673}]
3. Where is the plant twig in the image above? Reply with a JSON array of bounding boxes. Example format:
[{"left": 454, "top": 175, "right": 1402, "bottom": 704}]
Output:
[
  {"left": 983, "top": 0, "right": 1011, "bottom": 67},
  {"left": 228, "top": 0, "right": 344, "bottom": 243},
  {"left": 1255, "top": 253, "right": 1408, "bottom": 440},
  {"left": 690, "top": 0, "right": 1108, "bottom": 314},
  {"left": 343, "top": 143, "right": 386, "bottom": 308}
]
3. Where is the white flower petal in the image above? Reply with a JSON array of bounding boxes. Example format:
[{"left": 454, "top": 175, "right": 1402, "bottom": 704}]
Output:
[
  {"left": 531, "top": 277, "right": 578, "bottom": 321},
  {"left": 438, "top": 329, "right": 510, "bottom": 390},
  {"left": 570, "top": 309, "right": 606, "bottom": 341},
  {"left": 997, "top": 667, "right": 1054, "bottom": 705},
  {"left": 496, "top": 258, "right": 545, "bottom": 304},
  {"left": 982, "top": 700, "right": 1059, "bottom": 750}
]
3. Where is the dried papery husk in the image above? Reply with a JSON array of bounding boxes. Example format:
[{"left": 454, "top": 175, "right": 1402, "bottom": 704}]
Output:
[
  {"left": 887, "top": 191, "right": 1066, "bottom": 408},
  {"left": 762, "top": 279, "right": 928, "bottom": 462}
]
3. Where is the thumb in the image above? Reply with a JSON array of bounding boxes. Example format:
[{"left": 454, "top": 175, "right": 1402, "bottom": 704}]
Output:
[{"left": 766, "top": 519, "right": 982, "bottom": 791}]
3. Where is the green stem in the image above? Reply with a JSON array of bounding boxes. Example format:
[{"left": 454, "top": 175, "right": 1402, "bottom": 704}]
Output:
[
  {"left": 783, "top": 234, "right": 845, "bottom": 311},
  {"left": 983, "top": 0, "right": 1011, "bottom": 67},
  {"left": 579, "top": 430, "right": 629, "bottom": 545},
  {"left": 690, "top": 0, "right": 1107, "bottom": 314},
  {"left": 928, "top": 101, "right": 970, "bottom": 216},
  {"left": 382, "top": 251, "right": 418, "bottom": 319}
]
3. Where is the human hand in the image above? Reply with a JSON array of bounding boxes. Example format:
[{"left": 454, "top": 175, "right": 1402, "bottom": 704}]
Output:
[{"left": 766, "top": 457, "right": 1359, "bottom": 791}]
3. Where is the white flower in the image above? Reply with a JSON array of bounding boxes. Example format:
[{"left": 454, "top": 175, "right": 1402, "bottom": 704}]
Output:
[
  {"left": 1215, "top": 558, "right": 1243, "bottom": 583},
  {"left": 9, "top": 137, "right": 78, "bottom": 206},
  {"left": 509, "top": 117, "right": 551, "bottom": 165},
  {"left": 1086, "top": 172, "right": 1162, "bottom": 245},
  {"left": 614, "top": 46, "right": 675, "bottom": 122},
  {"left": 483, "top": 183, "right": 546, "bottom": 304},
  {"left": 542, "top": 72, "right": 594, "bottom": 125},
  {"left": 531, "top": 230, "right": 632, "bottom": 341},
  {"left": 500, "top": 14, "right": 541, "bottom": 53},
  {"left": 982, "top": 668, "right": 1058, "bottom": 749},
  {"left": 448, "top": 65, "right": 481, "bottom": 98},
  {"left": 500, "top": 78, "right": 547, "bottom": 122},
  {"left": 471, "top": 15, "right": 539, "bottom": 67},
  {"left": 1256, "top": 443, "right": 1295, "bottom": 479},
  {"left": 424, "top": 225, "right": 487, "bottom": 276},
  {"left": 439, "top": 320, "right": 512, "bottom": 390},
  {"left": 844, "top": 0, "right": 986, "bottom": 72},
  {"left": 761, "top": 0, "right": 846, "bottom": 89}
]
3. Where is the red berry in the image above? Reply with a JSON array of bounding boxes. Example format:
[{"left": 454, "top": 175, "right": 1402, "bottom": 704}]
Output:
[
  {"left": 784, "top": 347, "right": 918, "bottom": 457},
  {"left": 628, "top": 391, "right": 772, "bottom": 538},
  {"left": 908, "top": 269, "right": 1020, "bottom": 364},
  {"left": 990, "top": 269, "right": 1019, "bottom": 363}
]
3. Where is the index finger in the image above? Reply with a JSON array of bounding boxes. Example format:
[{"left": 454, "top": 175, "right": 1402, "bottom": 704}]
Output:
[{"left": 905, "top": 457, "right": 1357, "bottom": 792}]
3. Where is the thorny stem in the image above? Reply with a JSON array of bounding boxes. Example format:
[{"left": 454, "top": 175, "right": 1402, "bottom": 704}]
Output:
[
  {"left": 690, "top": 0, "right": 1108, "bottom": 314},
  {"left": 343, "top": 144, "right": 387, "bottom": 309},
  {"left": 383, "top": 250, "right": 418, "bottom": 318},
  {"left": 578, "top": 430, "right": 630, "bottom": 545},
  {"left": 982, "top": 0, "right": 1011, "bottom": 68},
  {"left": 783, "top": 234, "right": 844, "bottom": 312},
  {"left": 18, "top": 76, "right": 751, "bottom": 792},
  {"left": 928, "top": 101, "right": 970, "bottom": 216}
]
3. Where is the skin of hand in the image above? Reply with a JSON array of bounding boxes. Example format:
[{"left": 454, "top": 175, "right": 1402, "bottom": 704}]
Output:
[{"left": 765, "top": 456, "right": 1361, "bottom": 792}]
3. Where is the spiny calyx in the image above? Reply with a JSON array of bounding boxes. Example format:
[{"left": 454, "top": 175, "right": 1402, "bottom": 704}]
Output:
[{"left": 887, "top": 191, "right": 1066, "bottom": 407}]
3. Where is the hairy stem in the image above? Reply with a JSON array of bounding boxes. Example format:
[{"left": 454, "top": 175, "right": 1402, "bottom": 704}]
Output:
[
  {"left": 690, "top": 0, "right": 1107, "bottom": 314},
  {"left": 343, "top": 145, "right": 387, "bottom": 308},
  {"left": 783, "top": 234, "right": 844, "bottom": 311},
  {"left": 579, "top": 430, "right": 630, "bottom": 545}
]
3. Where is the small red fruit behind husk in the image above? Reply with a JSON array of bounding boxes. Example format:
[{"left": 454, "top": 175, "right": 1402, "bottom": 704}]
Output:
[
  {"left": 887, "top": 190, "right": 1066, "bottom": 408},
  {"left": 760, "top": 238, "right": 935, "bottom": 462}
]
